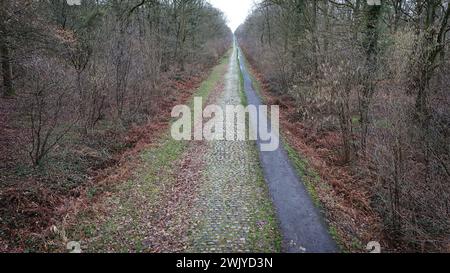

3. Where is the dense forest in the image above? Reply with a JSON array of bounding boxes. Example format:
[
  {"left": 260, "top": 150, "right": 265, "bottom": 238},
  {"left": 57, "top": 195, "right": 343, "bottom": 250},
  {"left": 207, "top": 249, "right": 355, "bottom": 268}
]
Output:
[
  {"left": 0, "top": 0, "right": 231, "bottom": 251},
  {"left": 237, "top": 0, "right": 449, "bottom": 251},
  {"left": 0, "top": 0, "right": 449, "bottom": 253}
]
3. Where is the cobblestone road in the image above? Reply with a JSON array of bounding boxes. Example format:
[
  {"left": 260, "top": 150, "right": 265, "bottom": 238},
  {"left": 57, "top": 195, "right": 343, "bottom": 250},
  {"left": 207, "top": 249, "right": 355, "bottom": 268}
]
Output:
[{"left": 187, "top": 46, "right": 280, "bottom": 253}]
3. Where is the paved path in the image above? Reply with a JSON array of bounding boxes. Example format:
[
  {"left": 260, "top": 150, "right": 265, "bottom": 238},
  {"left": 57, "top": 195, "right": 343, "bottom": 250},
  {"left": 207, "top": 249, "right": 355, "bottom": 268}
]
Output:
[
  {"left": 187, "top": 45, "right": 280, "bottom": 253},
  {"left": 71, "top": 43, "right": 337, "bottom": 253},
  {"left": 237, "top": 43, "right": 338, "bottom": 253}
]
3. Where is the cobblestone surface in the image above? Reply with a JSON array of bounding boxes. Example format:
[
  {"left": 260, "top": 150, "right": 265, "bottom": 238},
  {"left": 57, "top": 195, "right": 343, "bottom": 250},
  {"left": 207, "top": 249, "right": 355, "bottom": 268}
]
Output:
[
  {"left": 69, "top": 47, "right": 280, "bottom": 253},
  {"left": 187, "top": 46, "right": 281, "bottom": 253}
]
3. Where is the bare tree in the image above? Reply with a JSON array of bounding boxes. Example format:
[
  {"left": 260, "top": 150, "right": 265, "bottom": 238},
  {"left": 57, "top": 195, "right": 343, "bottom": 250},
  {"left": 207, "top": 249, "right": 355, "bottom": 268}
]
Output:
[{"left": 25, "top": 59, "right": 77, "bottom": 166}]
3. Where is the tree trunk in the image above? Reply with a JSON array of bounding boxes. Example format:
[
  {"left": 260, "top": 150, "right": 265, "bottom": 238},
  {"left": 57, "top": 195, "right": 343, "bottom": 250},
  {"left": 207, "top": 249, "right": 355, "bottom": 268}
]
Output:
[
  {"left": 0, "top": 0, "right": 13, "bottom": 97},
  {"left": 323, "top": 0, "right": 331, "bottom": 56},
  {"left": 360, "top": 1, "right": 383, "bottom": 153},
  {"left": 311, "top": 0, "right": 319, "bottom": 81}
]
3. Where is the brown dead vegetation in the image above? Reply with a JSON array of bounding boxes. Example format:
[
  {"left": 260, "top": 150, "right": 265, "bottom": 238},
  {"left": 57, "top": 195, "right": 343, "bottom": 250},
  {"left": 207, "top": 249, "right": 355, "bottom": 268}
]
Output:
[{"left": 0, "top": 66, "right": 222, "bottom": 252}]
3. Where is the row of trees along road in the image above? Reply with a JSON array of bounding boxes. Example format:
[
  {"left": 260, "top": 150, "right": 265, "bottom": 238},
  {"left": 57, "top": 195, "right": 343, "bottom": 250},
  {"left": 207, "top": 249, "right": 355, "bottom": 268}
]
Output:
[
  {"left": 0, "top": 0, "right": 231, "bottom": 251},
  {"left": 237, "top": 0, "right": 449, "bottom": 251},
  {"left": 0, "top": 0, "right": 232, "bottom": 166}
]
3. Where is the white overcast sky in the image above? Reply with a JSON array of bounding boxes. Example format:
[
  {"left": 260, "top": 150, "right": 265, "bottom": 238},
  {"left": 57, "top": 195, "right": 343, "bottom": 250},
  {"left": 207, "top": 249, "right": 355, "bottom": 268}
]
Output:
[{"left": 207, "top": 0, "right": 259, "bottom": 32}]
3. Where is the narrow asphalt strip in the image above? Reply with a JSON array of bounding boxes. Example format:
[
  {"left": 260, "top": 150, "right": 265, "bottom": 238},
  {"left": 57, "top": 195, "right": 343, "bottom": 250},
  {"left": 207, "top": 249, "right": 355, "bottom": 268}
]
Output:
[{"left": 237, "top": 42, "right": 339, "bottom": 253}]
